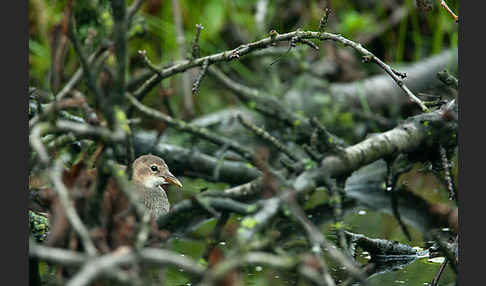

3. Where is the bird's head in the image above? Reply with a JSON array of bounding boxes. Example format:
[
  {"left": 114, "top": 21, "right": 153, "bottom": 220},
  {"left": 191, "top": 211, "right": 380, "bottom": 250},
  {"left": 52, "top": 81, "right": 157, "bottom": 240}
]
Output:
[{"left": 132, "top": 155, "right": 183, "bottom": 192}]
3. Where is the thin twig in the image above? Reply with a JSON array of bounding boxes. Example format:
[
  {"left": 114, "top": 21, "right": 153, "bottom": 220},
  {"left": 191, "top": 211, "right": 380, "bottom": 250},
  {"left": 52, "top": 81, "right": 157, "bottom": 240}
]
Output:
[
  {"left": 439, "top": 145, "right": 456, "bottom": 200},
  {"left": 138, "top": 30, "right": 428, "bottom": 111},
  {"left": 385, "top": 157, "right": 413, "bottom": 241},
  {"left": 327, "top": 179, "right": 349, "bottom": 252},
  {"left": 191, "top": 24, "right": 204, "bottom": 59},
  {"left": 284, "top": 190, "right": 366, "bottom": 283},
  {"left": 66, "top": 8, "right": 106, "bottom": 117},
  {"left": 56, "top": 47, "right": 108, "bottom": 101},
  {"left": 391, "top": 188, "right": 413, "bottom": 241},
  {"left": 285, "top": 198, "right": 336, "bottom": 286},
  {"left": 318, "top": 8, "right": 331, "bottom": 33},
  {"left": 192, "top": 59, "right": 209, "bottom": 95},
  {"left": 440, "top": 0, "right": 458, "bottom": 22},
  {"left": 237, "top": 114, "right": 299, "bottom": 162},
  {"left": 208, "top": 66, "right": 348, "bottom": 149},
  {"left": 127, "top": 93, "right": 254, "bottom": 161},
  {"left": 138, "top": 50, "right": 160, "bottom": 75},
  {"left": 127, "top": 0, "right": 145, "bottom": 26},
  {"left": 431, "top": 257, "right": 448, "bottom": 286}
]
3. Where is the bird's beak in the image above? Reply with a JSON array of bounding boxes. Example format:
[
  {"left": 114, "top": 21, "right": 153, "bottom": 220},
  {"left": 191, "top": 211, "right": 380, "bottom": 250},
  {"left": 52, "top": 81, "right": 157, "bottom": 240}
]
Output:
[{"left": 164, "top": 171, "right": 183, "bottom": 189}]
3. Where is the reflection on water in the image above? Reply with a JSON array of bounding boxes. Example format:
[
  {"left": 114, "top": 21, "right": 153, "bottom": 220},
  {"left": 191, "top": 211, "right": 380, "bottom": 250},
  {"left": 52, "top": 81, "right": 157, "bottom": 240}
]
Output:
[
  {"left": 161, "top": 159, "right": 456, "bottom": 285},
  {"left": 162, "top": 207, "right": 454, "bottom": 285}
]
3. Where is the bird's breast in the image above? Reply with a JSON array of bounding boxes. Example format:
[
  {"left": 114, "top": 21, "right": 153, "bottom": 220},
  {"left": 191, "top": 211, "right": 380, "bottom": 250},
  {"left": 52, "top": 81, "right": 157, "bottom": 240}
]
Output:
[{"left": 143, "top": 187, "right": 170, "bottom": 218}]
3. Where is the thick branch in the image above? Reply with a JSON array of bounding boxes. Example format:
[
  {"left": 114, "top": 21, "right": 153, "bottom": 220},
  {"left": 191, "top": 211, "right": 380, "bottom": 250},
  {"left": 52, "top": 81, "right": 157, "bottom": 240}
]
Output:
[
  {"left": 294, "top": 101, "right": 457, "bottom": 192},
  {"left": 132, "top": 132, "right": 261, "bottom": 185}
]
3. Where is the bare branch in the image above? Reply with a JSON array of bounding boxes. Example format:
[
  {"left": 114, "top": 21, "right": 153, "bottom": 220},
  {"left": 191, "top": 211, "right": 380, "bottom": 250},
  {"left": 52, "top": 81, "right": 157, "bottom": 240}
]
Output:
[
  {"left": 136, "top": 30, "right": 428, "bottom": 111},
  {"left": 127, "top": 0, "right": 145, "bottom": 26},
  {"left": 127, "top": 94, "right": 254, "bottom": 161},
  {"left": 440, "top": 0, "right": 458, "bottom": 22},
  {"left": 192, "top": 59, "right": 209, "bottom": 95},
  {"left": 49, "top": 159, "right": 98, "bottom": 256},
  {"left": 191, "top": 24, "right": 204, "bottom": 59},
  {"left": 29, "top": 239, "right": 88, "bottom": 265},
  {"left": 237, "top": 114, "right": 299, "bottom": 162}
]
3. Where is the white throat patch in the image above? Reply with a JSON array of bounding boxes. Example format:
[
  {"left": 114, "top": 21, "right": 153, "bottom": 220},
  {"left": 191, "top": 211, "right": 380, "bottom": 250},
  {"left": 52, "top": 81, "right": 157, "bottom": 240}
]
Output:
[{"left": 143, "top": 175, "right": 167, "bottom": 189}]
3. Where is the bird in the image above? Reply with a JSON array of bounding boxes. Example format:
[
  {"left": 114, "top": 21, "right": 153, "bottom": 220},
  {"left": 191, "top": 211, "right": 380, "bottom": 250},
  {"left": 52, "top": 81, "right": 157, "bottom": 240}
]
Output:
[
  {"left": 29, "top": 154, "right": 183, "bottom": 249},
  {"left": 131, "top": 154, "right": 183, "bottom": 218}
]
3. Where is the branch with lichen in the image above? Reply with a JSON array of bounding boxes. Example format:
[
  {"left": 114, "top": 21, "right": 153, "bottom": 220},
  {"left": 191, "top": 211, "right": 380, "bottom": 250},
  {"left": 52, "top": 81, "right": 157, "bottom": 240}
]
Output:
[
  {"left": 294, "top": 100, "right": 457, "bottom": 194},
  {"left": 236, "top": 198, "right": 280, "bottom": 244},
  {"left": 135, "top": 29, "right": 428, "bottom": 111}
]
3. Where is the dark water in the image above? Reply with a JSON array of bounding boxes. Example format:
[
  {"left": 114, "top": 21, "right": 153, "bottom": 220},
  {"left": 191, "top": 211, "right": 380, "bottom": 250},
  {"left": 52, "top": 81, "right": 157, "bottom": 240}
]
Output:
[
  {"left": 160, "top": 158, "right": 456, "bottom": 285},
  {"left": 160, "top": 209, "right": 454, "bottom": 285}
]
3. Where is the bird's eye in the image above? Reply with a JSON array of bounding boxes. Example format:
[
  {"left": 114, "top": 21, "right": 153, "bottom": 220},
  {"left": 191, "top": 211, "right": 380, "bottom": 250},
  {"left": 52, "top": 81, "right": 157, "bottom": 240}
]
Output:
[{"left": 150, "top": 165, "right": 159, "bottom": 172}]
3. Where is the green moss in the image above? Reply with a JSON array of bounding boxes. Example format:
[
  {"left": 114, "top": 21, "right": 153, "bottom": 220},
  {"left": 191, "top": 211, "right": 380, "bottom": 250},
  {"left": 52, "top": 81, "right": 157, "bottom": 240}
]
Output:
[
  {"left": 304, "top": 159, "right": 316, "bottom": 170},
  {"left": 246, "top": 205, "right": 258, "bottom": 213},
  {"left": 303, "top": 189, "right": 329, "bottom": 209},
  {"left": 100, "top": 10, "right": 113, "bottom": 31},
  {"left": 241, "top": 218, "right": 257, "bottom": 228},
  {"left": 29, "top": 211, "right": 50, "bottom": 242},
  {"left": 338, "top": 112, "right": 354, "bottom": 128},
  {"left": 332, "top": 221, "right": 346, "bottom": 230},
  {"left": 114, "top": 107, "right": 131, "bottom": 134},
  {"left": 116, "top": 167, "right": 125, "bottom": 177}
]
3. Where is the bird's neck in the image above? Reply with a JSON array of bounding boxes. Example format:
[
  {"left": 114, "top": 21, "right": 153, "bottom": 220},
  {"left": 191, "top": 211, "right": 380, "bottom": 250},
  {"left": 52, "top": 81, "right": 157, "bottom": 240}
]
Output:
[{"left": 141, "top": 186, "right": 170, "bottom": 218}]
